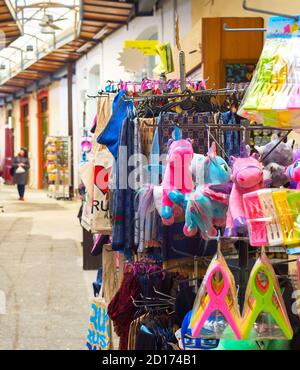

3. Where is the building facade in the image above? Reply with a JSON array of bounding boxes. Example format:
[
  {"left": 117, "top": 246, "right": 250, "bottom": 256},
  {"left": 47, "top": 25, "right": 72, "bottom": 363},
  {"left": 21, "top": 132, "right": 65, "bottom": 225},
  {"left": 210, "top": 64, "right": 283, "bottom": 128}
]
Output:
[{"left": 2, "top": 0, "right": 300, "bottom": 189}]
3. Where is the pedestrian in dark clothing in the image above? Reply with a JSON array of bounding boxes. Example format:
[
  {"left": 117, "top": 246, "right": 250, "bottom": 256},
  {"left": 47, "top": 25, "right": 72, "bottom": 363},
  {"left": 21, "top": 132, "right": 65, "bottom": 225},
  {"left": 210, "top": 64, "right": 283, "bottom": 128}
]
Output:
[{"left": 12, "top": 148, "right": 30, "bottom": 201}]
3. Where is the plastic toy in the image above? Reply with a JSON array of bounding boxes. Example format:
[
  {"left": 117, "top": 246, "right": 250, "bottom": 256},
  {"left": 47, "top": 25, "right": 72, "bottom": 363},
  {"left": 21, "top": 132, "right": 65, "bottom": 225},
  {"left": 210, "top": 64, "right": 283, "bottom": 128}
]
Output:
[
  {"left": 190, "top": 254, "right": 242, "bottom": 340},
  {"left": 273, "top": 190, "right": 300, "bottom": 245},
  {"left": 243, "top": 191, "right": 267, "bottom": 247},
  {"left": 81, "top": 136, "right": 93, "bottom": 153},
  {"left": 258, "top": 189, "right": 283, "bottom": 246},
  {"left": 242, "top": 254, "right": 293, "bottom": 340}
]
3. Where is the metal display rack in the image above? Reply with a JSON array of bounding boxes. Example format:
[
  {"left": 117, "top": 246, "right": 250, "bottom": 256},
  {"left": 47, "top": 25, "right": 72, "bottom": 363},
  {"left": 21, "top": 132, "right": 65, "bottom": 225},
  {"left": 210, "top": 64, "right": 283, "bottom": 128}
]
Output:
[{"left": 46, "top": 136, "right": 71, "bottom": 200}]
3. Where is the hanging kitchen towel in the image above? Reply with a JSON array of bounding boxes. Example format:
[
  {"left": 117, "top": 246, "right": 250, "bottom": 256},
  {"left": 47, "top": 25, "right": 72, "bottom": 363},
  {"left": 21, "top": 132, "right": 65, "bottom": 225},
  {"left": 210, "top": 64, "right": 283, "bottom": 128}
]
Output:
[{"left": 91, "top": 149, "right": 114, "bottom": 235}]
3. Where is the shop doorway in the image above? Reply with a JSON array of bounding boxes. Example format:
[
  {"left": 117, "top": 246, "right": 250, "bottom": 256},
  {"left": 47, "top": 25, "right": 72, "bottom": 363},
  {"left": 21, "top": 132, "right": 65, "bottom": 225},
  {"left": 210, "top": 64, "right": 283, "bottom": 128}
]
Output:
[
  {"left": 20, "top": 98, "right": 30, "bottom": 151},
  {"left": 202, "top": 17, "right": 264, "bottom": 89},
  {"left": 37, "top": 91, "right": 49, "bottom": 189}
]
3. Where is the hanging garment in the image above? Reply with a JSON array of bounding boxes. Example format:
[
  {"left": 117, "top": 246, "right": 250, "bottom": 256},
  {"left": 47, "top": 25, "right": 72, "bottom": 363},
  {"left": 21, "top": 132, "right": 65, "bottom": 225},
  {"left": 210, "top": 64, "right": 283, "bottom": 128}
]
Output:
[
  {"left": 128, "top": 314, "right": 147, "bottom": 350},
  {"left": 139, "top": 118, "right": 157, "bottom": 159},
  {"left": 107, "top": 272, "right": 142, "bottom": 350},
  {"left": 134, "top": 315, "right": 177, "bottom": 351},
  {"left": 111, "top": 112, "right": 142, "bottom": 257},
  {"left": 97, "top": 90, "right": 134, "bottom": 159},
  {"left": 221, "top": 111, "right": 240, "bottom": 161},
  {"left": 175, "top": 286, "right": 197, "bottom": 325},
  {"left": 161, "top": 221, "right": 217, "bottom": 261},
  {"left": 102, "top": 244, "right": 124, "bottom": 304},
  {"left": 157, "top": 112, "right": 215, "bottom": 155}
]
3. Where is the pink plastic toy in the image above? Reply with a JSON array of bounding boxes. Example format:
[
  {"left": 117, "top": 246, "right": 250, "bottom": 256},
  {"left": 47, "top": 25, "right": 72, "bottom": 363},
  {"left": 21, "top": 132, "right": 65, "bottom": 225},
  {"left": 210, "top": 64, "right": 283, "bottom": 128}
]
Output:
[
  {"left": 191, "top": 262, "right": 242, "bottom": 340},
  {"left": 161, "top": 139, "right": 194, "bottom": 225},
  {"left": 224, "top": 144, "right": 264, "bottom": 237},
  {"left": 243, "top": 192, "right": 267, "bottom": 247}
]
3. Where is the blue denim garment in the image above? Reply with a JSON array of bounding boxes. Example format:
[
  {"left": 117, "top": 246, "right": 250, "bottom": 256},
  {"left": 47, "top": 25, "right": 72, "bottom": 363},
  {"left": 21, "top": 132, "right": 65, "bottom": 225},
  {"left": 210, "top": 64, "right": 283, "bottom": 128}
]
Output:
[
  {"left": 97, "top": 90, "right": 134, "bottom": 159},
  {"left": 111, "top": 109, "right": 137, "bottom": 259},
  {"left": 222, "top": 111, "right": 240, "bottom": 162}
]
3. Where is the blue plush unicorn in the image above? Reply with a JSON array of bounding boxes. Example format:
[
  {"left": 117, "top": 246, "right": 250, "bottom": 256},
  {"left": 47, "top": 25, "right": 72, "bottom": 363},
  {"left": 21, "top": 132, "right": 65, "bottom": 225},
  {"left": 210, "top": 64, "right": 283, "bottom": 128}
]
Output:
[{"left": 169, "top": 143, "right": 231, "bottom": 238}]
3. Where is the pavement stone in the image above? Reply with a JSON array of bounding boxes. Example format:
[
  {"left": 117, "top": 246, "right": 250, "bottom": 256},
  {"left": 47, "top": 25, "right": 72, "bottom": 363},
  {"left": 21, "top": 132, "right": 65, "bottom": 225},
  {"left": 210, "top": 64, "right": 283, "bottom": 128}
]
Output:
[{"left": 0, "top": 186, "right": 92, "bottom": 350}]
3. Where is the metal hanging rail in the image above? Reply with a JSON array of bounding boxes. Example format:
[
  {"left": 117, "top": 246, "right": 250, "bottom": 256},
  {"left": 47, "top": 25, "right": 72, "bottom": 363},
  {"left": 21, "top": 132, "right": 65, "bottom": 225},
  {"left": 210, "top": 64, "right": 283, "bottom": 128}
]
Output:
[
  {"left": 223, "top": 22, "right": 267, "bottom": 32},
  {"left": 242, "top": 0, "right": 299, "bottom": 22},
  {"left": 123, "top": 88, "right": 245, "bottom": 103}
]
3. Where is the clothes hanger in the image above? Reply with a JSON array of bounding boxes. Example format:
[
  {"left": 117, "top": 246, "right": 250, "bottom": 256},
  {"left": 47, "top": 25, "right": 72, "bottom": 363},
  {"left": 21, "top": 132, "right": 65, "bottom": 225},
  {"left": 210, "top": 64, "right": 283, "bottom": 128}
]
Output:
[
  {"left": 153, "top": 287, "right": 176, "bottom": 301},
  {"left": 158, "top": 90, "right": 194, "bottom": 114},
  {"left": 147, "top": 260, "right": 196, "bottom": 277}
]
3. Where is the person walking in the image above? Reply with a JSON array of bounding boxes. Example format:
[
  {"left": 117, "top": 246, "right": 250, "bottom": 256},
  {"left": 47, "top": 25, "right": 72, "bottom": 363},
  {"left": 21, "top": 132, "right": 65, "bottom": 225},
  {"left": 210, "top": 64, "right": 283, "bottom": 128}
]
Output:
[{"left": 12, "top": 148, "right": 30, "bottom": 201}]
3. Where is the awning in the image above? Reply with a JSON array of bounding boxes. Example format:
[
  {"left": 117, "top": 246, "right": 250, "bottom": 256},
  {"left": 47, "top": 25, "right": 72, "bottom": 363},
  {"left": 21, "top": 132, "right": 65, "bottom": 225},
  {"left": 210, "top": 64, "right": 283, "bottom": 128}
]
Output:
[
  {"left": 78, "top": 0, "right": 134, "bottom": 41},
  {"left": 0, "top": 0, "right": 22, "bottom": 47}
]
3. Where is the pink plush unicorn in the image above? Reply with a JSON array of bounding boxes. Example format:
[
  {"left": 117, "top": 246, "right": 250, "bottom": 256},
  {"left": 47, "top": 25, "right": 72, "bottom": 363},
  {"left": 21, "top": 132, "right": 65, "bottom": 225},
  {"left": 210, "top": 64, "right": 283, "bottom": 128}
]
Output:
[
  {"left": 161, "top": 138, "right": 194, "bottom": 225},
  {"left": 224, "top": 144, "right": 264, "bottom": 237},
  {"left": 286, "top": 159, "right": 300, "bottom": 189}
]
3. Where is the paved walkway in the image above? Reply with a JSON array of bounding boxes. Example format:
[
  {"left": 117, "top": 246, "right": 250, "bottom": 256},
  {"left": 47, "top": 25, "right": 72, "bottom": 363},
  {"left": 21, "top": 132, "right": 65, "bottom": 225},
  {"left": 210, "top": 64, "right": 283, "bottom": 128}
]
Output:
[{"left": 0, "top": 185, "right": 93, "bottom": 350}]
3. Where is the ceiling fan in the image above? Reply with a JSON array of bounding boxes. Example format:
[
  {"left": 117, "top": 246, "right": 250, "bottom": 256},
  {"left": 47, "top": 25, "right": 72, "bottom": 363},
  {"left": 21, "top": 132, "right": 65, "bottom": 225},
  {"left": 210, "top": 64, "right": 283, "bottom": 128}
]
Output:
[{"left": 39, "top": 13, "right": 64, "bottom": 32}]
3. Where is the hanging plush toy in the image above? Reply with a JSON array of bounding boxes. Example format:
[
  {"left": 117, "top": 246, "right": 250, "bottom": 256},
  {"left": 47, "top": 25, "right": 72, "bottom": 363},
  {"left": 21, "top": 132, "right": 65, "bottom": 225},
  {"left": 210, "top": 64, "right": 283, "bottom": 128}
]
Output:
[
  {"left": 224, "top": 143, "right": 264, "bottom": 237},
  {"left": 255, "top": 135, "right": 294, "bottom": 188},
  {"left": 285, "top": 159, "right": 300, "bottom": 189},
  {"left": 161, "top": 138, "right": 194, "bottom": 225},
  {"left": 179, "top": 143, "right": 232, "bottom": 238}
]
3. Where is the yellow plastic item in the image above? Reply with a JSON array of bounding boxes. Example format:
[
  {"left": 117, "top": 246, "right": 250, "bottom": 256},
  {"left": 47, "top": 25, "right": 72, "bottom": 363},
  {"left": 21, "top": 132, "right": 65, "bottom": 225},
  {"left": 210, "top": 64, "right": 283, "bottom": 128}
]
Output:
[{"left": 272, "top": 190, "right": 300, "bottom": 245}]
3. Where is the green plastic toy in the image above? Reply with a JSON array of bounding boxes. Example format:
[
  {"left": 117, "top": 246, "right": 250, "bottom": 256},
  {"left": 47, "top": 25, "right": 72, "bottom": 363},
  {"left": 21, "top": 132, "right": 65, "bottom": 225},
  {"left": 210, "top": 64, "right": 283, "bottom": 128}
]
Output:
[{"left": 242, "top": 257, "right": 293, "bottom": 340}]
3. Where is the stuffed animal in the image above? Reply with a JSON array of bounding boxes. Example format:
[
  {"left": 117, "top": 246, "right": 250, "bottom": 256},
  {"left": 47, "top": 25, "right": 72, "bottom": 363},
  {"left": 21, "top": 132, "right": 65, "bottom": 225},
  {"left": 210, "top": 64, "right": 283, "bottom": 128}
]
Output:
[
  {"left": 161, "top": 138, "right": 194, "bottom": 225},
  {"left": 255, "top": 135, "right": 294, "bottom": 187},
  {"left": 224, "top": 143, "right": 264, "bottom": 237},
  {"left": 179, "top": 143, "right": 232, "bottom": 238},
  {"left": 286, "top": 159, "right": 300, "bottom": 189}
]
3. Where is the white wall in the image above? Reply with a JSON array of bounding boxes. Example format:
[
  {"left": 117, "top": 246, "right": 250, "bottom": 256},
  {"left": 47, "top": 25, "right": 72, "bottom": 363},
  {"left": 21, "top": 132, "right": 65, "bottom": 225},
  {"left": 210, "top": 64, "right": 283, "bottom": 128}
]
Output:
[
  {"left": 48, "top": 79, "right": 69, "bottom": 137},
  {"left": 28, "top": 92, "right": 38, "bottom": 189}
]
